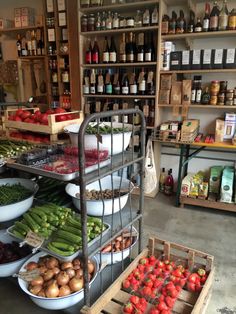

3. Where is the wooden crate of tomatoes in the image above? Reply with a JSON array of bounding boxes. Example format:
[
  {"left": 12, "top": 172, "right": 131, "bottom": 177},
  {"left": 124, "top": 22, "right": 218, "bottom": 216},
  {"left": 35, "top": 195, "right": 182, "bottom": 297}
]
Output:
[
  {"left": 81, "top": 236, "right": 214, "bottom": 314},
  {"left": 4, "top": 107, "right": 83, "bottom": 142}
]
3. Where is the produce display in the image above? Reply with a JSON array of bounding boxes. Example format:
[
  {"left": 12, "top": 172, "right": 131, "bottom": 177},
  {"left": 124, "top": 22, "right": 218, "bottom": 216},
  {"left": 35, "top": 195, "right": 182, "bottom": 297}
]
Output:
[
  {"left": 0, "top": 139, "right": 33, "bottom": 159},
  {"left": 23, "top": 255, "right": 95, "bottom": 298},
  {"left": 101, "top": 232, "right": 133, "bottom": 253},
  {"left": 122, "top": 255, "right": 208, "bottom": 313},
  {"left": 0, "top": 183, "right": 32, "bottom": 206},
  {"left": 85, "top": 124, "right": 129, "bottom": 135},
  {"left": 79, "top": 188, "right": 128, "bottom": 200},
  {"left": 181, "top": 165, "right": 236, "bottom": 203},
  {"left": 36, "top": 177, "right": 71, "bottom": 206},
  {"left": 63, "top": 146, "right": 109, "bottom": 160},
  {"left": 10, "top": 131, "right": 51, "bottom": 143},
  {"left": 0, "top": 240, "right": 31, "bottom": 264}
]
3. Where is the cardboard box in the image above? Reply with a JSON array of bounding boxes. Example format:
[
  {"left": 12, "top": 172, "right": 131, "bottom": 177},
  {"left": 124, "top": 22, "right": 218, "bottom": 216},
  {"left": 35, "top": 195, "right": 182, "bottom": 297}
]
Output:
[
  {"left": 182, "top": 80, "right": 192, "bottom": 106},
  {"left": 14, "top": 17, "right": 22, "bottom": 28},
  {"left": 170, "top": 81, "right": 182, "bottom": 105},
  {"left": 224, "top": 113, "right": 236, "bottom": 140}
]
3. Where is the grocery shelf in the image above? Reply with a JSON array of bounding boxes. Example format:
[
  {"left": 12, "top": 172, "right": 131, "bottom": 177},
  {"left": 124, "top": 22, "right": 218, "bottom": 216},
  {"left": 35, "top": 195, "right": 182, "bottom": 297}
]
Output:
[
  {"left": 79, "top": 0, "right": 159, "bottom": 13},
  {"left": 160, "top": 69, "right": 236, "bottom": 74},
  {"left": 81, "top": 62, "right": 157, "bottom": 68},
  {"left": 158, "top": 104, "right": 236, "bottom": 109},
  {"left": 83, "top": 94, "right": 156, "bottom": 99},
  {"left": 162, "top": 30, "right": 236, "bottom": 40},
  {"left": 81, "top": 25, "right": 158, "bottom": 36},
  {"left": 0, "top": 25, "right": 43, "bottom": 33},
  {"left": 180, "top": 196, "right": 236, "bottom": 213},
  {"left": 19, "top": 56, "right": 46, "bottom": 60}
]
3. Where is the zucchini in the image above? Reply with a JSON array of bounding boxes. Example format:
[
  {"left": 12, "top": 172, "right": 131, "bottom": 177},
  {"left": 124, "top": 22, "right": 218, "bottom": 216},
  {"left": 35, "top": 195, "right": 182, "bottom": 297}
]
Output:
[{"left": 56, "top": 230, "right": 82, "bottom": 245}]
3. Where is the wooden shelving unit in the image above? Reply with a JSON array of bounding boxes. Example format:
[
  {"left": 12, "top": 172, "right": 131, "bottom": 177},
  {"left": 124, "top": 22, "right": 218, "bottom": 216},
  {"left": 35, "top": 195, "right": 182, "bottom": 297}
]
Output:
[
  {"left": 82, "top": 62, "right": 157, "bottom": 68},
  {"left": 158, "top": 104, "right": 236, "bottom": 109},
  {"left": 81, "top": 25, "right": 158, "bottom": 36},
  {"left": 83, "top": 94, "right": 156, "bottom": 99},
  {"left": 160, "top": 69, "right": 236, "bottom": 74},
  {"left": 0, "top": 25, "right": 44, "bottom": 33},
  {"left": 162, "top": 30, "right": 236, "bottom": 40}
]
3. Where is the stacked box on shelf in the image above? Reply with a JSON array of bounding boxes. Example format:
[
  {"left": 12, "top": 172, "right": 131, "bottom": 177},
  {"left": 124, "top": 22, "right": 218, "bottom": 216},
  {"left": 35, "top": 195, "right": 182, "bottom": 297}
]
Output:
[{"left": 181, "top": 120, "right": 200, "bottom": 142}]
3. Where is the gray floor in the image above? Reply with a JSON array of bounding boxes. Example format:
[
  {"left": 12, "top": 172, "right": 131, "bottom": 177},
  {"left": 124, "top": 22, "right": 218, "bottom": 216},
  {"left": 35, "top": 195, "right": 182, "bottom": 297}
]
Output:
[{"left": 1, "top": 194, "right": 236, "bottom": 314}]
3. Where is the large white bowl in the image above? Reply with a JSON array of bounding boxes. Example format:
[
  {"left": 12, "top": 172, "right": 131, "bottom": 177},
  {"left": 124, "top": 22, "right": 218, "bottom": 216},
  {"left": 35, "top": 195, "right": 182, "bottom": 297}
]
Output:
[
  {"left": 64, "top": 122, "right": 132, "bottom": 155},
  {"left": 66, "top": 175, "right": 134, "bottom": 216},
  {"left": 96, "top": 226, "right": 138, "bottom": 265},
  {"left": 0, "top": 229, "right": 32, "bottom": 277},
  {"left": 18, "top": 252, "right": 99, "bottom": 310},
  {"left": 0, "top": 178, "right": 38, "bottom": 222}
]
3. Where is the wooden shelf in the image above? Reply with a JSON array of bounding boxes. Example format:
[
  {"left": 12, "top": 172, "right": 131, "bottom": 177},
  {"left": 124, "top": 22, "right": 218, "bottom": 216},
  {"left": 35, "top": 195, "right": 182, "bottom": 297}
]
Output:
[
  {"left": 162, "top": 30, "right": 236, "bottom": 40},
  {"left": 81, "top": 25, "right": 158, "bottom": 36},
  {"left": 79, "top": 0, "right": 159, "bottom": 13},
  {"left": 82, "top": 62, "right": 157, "bottom": 68},
  {"left": 0, "top": 25, "right": 43, "bottom": 33},
  {"left": 19, "top": 56, "right": 46, "bottom": 60},
  {"left": 83, "top": 94, "right": 156, "bottom": 99},
  {"left": 158, "top": 104, "right": 236, "bottom": 109},
  {"left": 160, "top": 69, "right": 236, "bottom": 74},
  {"left": 180, "top": 196, "right": 236, "bottom": 213},
  {"left": 154, "top": 139, "right": 236, "bottom": 150}
]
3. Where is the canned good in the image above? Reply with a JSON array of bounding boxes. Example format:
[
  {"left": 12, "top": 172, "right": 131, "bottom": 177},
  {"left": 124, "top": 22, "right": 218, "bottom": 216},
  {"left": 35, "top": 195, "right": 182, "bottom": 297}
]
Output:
[
  {"left": 210, "top": 80, "right": 220, "bottom": 94},
  {"left": 81, "top": 15, "right": 88, "bottom": 32},
  {"left": 88, "top": 14, "right": 95, "bottom": 31}
]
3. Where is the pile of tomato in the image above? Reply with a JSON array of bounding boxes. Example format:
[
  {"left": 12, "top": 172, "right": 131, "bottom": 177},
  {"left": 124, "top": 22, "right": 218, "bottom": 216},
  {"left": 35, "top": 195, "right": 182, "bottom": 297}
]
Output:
[
  {"left": 122, "top": 256, "right": 208, "bottom": 314},
  {"left": 8, "top": 108, "right": 77, "bottom": 125}
]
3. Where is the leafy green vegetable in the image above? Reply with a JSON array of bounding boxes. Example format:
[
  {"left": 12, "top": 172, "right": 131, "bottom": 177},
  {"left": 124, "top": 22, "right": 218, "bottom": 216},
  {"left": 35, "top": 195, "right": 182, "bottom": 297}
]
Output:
[
  {"left": 85, "top": 124, "right": 129, "bottom": 135},
  {"left": 0, "top": 183, "right": 32, "bottom": 206}
]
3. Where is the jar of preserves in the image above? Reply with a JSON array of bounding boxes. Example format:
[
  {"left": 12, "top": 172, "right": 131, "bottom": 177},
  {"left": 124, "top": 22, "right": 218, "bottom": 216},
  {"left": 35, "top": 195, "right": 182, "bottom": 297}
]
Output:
[
  {"left": 226, "top": 89, "right": 234, "bottom": 99},
  {"left": 217, "top": 92, "right": 225, "bottom": 105},
  {"left": 126, "top": 16, "right": 134, "bottom": 28},
  {"left": 81, "top": 15, "right": 88, "bottom": 32},
  {"left": 119, "top": 16, "right": 127, "bottom": 28},
  {"left": 88, "top": 14, "right": 95, "bottom": 31},
  {"left": 225, "top": 98, "right": 234, "bottom": 106},
  {"left": 220, "top": 81, "right": 227, "bottom": 92},
  {"left": 210, "top": 95, "right": 218, "bottom": 105},
  {"left": 210, "top": 80, "right": 220, "bottom": 95}
]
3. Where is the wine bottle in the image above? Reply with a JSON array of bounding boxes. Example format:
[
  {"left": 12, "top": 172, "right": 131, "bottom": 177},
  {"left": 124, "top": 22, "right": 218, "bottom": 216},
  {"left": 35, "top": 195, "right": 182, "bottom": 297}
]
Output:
[
  {"left": 161, "top": 14, "right": 169, "bottom": 35},
  {"left": 129, "top": 70, "right": 138, "bottom": 95},
  {"left": 195, "top": 17, "right": 203, "bottom": 32},
  {"left": 92, "top": 38, "right": 100, "bottom": 64},
  {"left": 31, "top": 30, "right": 37, "bottom": 56},
  {"left": 119, "top": 33, "right": 126, "bottom": 63},
  {"left": 219, "top": 0, "right": 229, "bottom": 31},
  {"left": 16, "top": 34, "right": 22, "bottom": 57},
  {"left": 145, "top": 33, "right": 154, "bottom": 62},
  {"left": 102, "top": 37, "right": 109, "bottom": 63},
  {"left": 106, "top": 11, "right": 112, "bottom": 30},
  {"left": 169, "top": 11, "right": 177, "bottom": 34},
  {"left": 113, "top": 71, "right": 121, "bottom": 95},
  {"left": 143, "top": 100, "right": 149, "bottom": 124},
  {"left": 122, "top": 74, "right": 129, "bottom": 95},
  {"left": 83, "top": 70, "right": 90, "bottom": 95},
  {"left": 112, "top": 101, "right": 120, "bottom": 123},
  {"left": 122, "top": 102, "right": 129, "bottom": 123},
  {"left": 133, "top": 100, "right": 141, "bottom": 125},
  {"left": 86, "top": 39, "right": 92, "bottom": 64},
  {"left": 97, "top": 70, "right": 104, "bottom": 94},
  {"left": 138, "top": 68, "right": 146, "bottom": 95},
  {"left": 203, "top": 2, "right": 210, "bottom": 32},
  {"left": 143, "top": 8, "right": 150, "bottom": 26},
  {"left": 210, "top": 1, "right": 220, "bottom": 31},
  {"left": 151, "top": 6, "right": 158, "bottom": 26},
  {"left": 148, "top": 100, "right": 155, "bottom": 126},
  {"left": 126, "top": 32, "right": 135, "bottom": 63},
  {"left": 109, "top": 36, "right": 117, "bottom": 63},
  {"left": 137, "top": 32, "right": 144, "bottom": 62},
  {"left": 176, "top": 10, "right": 186, "bottom": 33},
  {"left": 187, "top": 10, "right": 195, "bottom": 33},
  {"left": 105, "top": 70, "right": 113, "bottom": 94},
  {"left": 147, "top": 70, "right": 155, "bottom": 95},
  {"left": 90, "top": 69, "right": 96, "bottom": 94}
]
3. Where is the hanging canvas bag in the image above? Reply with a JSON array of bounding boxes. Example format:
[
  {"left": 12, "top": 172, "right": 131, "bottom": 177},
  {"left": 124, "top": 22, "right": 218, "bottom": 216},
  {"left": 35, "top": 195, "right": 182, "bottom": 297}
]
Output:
[{"left": 144, "top": 139, "right": 157, "bottom": 194}]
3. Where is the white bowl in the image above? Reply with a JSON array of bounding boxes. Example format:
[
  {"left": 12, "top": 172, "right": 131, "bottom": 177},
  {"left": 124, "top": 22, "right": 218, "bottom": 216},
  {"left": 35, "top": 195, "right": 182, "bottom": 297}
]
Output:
[
  {"left": 18, "top": 252, "right": 99, "bottom": 310},
  {"left": 66, "top": 175, "right": 133, "bottom": 216},
  {"left": 0, "top": 229, "right": 32, "bottom": 277},
  {"left": 0, "top": 178, "right": 38, "bottom": 222},
  {"left": 64, "top": 122, "right": 132, "bottom": 155},
  {"left": 96, "top": 226, "right": 138, "bottom": 265}
]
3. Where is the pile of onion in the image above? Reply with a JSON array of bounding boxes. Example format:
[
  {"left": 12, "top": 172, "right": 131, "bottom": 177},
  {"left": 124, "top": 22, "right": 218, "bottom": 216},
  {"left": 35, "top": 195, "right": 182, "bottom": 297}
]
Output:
[{"left": 25, "top": 256, "right": 95, "bottom": 298}]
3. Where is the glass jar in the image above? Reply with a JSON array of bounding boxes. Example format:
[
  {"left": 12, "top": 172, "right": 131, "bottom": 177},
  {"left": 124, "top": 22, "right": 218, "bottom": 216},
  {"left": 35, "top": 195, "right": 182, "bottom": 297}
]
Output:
[
  {"left": 62, "top": 70, "right": 70, "bottom": 83},
  {"left": 228, "top": 9, "right": 236, "bottom": 30},
  {"left": 220, "top": 81, "right": 227, "bottom": 93},
  {"left": 226, "top": 89, "right": 234, "bottom": 99},
  {"left": 210, "top": 95, "right": 218, "bottom": 105},
  {"left": 134, "top": 10, "right": 142, "bottom": 28},
  {"left": 81, "top": 15, "right": 88, "bottom": 32},
  {"left": 119, "top": 16, "right": 127, "bottom": 28},
  {"left": 126, "top": 16, "right": 134, "bottom": 28},
  {"left": 225, "top": 98, "right": 234, "bottom": 106},
  {"left": 217, "top": 92, "right": 225, "bottom": 105},
  {"left": 88, "top": 14, "right": 95, "bottom": 31},
  {"left": 210, "top": 81, "right": 220, "bottom": 95}
]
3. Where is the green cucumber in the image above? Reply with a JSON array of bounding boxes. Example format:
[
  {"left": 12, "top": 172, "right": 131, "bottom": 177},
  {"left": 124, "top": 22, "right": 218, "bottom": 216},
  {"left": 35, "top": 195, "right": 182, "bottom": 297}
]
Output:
[{"left": 47, "top": 243, "right": 74, "bottom": 256}]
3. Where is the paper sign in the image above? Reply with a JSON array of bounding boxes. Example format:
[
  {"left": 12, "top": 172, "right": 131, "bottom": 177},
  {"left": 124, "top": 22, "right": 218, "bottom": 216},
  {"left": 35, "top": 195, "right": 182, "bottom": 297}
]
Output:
[
  {"left": 25, "top": 231, "right": 44, "bottom": 248},
  {"left": 15, "top": 268, "right": 40, "bottom": 282}
]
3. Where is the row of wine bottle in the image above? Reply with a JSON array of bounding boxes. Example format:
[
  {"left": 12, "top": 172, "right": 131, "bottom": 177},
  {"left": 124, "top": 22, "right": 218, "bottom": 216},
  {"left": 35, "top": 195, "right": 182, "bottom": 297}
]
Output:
[
  {"left": 85, "top": 32, "right": 155, "bottom": 64},
  {"left": 83, "top": 68, "right": 155, "bottom": 95}
]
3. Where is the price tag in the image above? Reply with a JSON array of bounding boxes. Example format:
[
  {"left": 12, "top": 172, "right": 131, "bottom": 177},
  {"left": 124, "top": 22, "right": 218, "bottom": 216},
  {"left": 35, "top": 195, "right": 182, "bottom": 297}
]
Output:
[
  {"left": 172, "top": 105, "right": 180, "bottom": 117},
  {"left": 25, "top": 231, "right": 44, "bottom": 248},
  {"left": 15, "top": 268, "right": 40, "bottom": 282}
]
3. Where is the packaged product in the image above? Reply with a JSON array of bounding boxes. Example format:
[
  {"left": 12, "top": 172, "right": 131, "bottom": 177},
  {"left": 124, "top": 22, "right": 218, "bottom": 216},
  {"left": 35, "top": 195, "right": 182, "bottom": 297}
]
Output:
[
  {"left": 181, "top": 173, "right": 194, "bottom": 196},
  {"left": 220, "top": 166, "right": 234, "bottom": 203},
  {"left": 215, "top": 119, "right": 225, "bottom": 143},
  {"left": 209, "top": 166, "right": 223, "bottom": 195},
  {"left": 189, "top": 171, "right": 204, "bottom": 197},
  {"left": 182, "top": 80, "right": 192, "bottom": 106},
  {"left": 199, "top": 182, "right": 209, "bottom": 199},
  {"left": 170, "top": 81, "right": 182, "bottom": 105}
]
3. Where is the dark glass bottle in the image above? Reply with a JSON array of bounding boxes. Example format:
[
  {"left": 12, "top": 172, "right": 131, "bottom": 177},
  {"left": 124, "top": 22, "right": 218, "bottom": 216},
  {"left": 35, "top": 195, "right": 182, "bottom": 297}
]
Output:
[
  {"left": 195, "top": 17, "right": 203, "bottom": 32},
  {"left": 169, "top": 11, "right": 177, "bottom": 34},
  {"left": 109, "top": 36, "right": 117, "bottom": 63},
  {"left": 92, "top": 38, "right": 100, "bottom": 64},
  {"left": 122, "top": 74, "right": 129, "bottom": 95},
  {"left": 113, "top": 71, "right": 121, "bottom": 95},
  {"left": 130, "top": 69, "right": 138, "bottom": 95},
  {"left": 187, "top": 10, "right": 195, "bottom": 33},
  {"left": 203, "top": 2, "right": 210, "bottom": 32},
  {"left": 126, "top": 32, "right": 135, "bottom": 63},
  {"left": 210, "top": 1, "right": 220, "bottom": 31},
  {"left": 102, "top": 36, "right": 109, "bottom": 63},
  {"left": 147, "top": 71, "right": 155, "bottom": 95},
  {"left": 16, "top": 34, "right": 22, "bottom": 57},
  {"left": 97, "top": 70, "right": 104, "bottom": 94},
  {"left": 138, "top": 68, "right": 146, "bottom": 95},
  {"left": 85, "top": 39, "right": 92, "bottom": 64},
  {"left": 176, "top": 10, "right": 186, "bottom": 33}
]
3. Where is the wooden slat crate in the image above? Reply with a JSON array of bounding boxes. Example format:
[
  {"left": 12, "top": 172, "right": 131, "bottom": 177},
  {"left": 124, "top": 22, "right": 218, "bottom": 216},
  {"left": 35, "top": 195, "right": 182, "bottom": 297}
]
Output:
[
  {"left": 4, "top": 107, "right": 83, "bottom": 142},
  {"left": 81, "top": 236, "right": 214, "bottom": 314}
]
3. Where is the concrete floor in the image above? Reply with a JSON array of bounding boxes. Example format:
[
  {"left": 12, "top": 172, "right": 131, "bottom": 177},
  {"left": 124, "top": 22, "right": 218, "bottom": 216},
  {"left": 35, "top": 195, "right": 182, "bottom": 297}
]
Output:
[{"left": 1, "top": 194, "right": 236, "bottom": 314}]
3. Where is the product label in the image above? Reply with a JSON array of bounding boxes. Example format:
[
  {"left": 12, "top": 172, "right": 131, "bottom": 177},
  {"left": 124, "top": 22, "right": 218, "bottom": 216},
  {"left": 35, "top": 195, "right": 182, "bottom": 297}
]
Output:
[
  {"left": 226, "top": 49, "right": 235, "bottom": 64},
  {"left": 127, "top": 53, "right": 134, "bottom": 62},
  {"left": 145, "top": 52, "right": 152, "bottom": 62},
  {"left": 103, "top": 52, "right": 109, "bottom": 62},
  {"left": 139, "top": 80, "right": 146, "bottom": 91},
  {"left": 25, "top": 231, "right": 44, "bottom": 248},
  {"left": 109, "top": 52, "right": 117, "bottom": 62},
  {"left": 162, "top": 21, "right": 169, "bottom": 34},
  {"left": 192, "top": 50, "right": 201, "bottom": 64},
  {"left": 152, "top": 11, "right": 158, "bottom": 24},
  {"left": 127, "top": 19, "right": 134, "bottom": 27},
  {"left": 196, "top": 90, "right": 202, "bottom": 103},
  {"left": 143, "top": 105, "right": 149, "bottom": 117},
  {"left": 90, "top": 86, "right": 96, "bottom": 94},
  {"left": 97, "top": 85, "right": 104, "bottom": 93},
  {"left": 122, "top": 86, "right": 129, "bottom": 94},
  {"left": 106, "top": 21, "right": 112, "bottom": 29},
  {"left": 137, "top": 53, "right": 144, "bottom": 62},
  {"left": 112, "top": 19, "right": 119, "bottom": 28},
  {"left": 57, "top": 0, "right": 66, "bottom": 11},
  {"left": 210, "top": 16, "right": 218, "bottom": 29},
  {"left": 182, "top": 51, "right": 190, "bottom": 65},
  {"left": 48, "top": 29, "right": 55, "bottom": 42},
  {"left": 92, "top": 52, "right": 99, "bottom": 63},
  {"left": 143, "top": 15, "right": 150, "bottom": 25},
  {"left": 219, "top": 15, "right": 228, "bottom": 29},
  {"left": 130, "top": 84, "right": 137, "bottom": 94},
  {"left": 191, "top": 90, "right": 196, "bottom": 102},
  {"left": 46, "top": 0, "right": 54, "bottom": 12},
  {"left": 214, "top": 49, "right": 223, "bottom": 64},
  {"left": 195, "top": 27, "right": 202, "bottom": 32},
  {"left": 58, "top": 12, "right": 66, "bottom": 26},
  {"left": 83, "top": 85, "right": 89, "bottom": 94},
  {"left": 120, "top": 53, "right": 126, "bottom": 62},
  {"left": 203, "top": 49, "right": 212, "bottom": 64},
  {"left": 106, "top": 84, "right": 112, "bottom": 94},
  {"left": 203, "top": 19, "right": 209, "bottom": 30}
]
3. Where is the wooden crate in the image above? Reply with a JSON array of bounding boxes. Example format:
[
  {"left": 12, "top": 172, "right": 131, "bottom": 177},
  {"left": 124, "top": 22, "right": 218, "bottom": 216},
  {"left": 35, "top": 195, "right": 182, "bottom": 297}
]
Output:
[
  {"left": 81, "top": 236, "right": 214, "bottom": 314},
  {"left": 4, "top": 107, "right": 83, "bottom": 141}
]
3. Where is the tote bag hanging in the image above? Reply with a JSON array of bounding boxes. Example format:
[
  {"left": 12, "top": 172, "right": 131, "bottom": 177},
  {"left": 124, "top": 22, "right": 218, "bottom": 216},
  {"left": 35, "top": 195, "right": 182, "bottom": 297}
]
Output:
[{"left": 144, "top": 139, "right": 157, "bottom": 194}]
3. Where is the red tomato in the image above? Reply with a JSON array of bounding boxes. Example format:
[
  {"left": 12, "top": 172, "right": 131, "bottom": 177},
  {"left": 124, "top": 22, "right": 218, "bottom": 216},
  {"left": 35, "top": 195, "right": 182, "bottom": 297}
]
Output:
[
  {"left": 157, "top": 261, "right": 165, "bottom": 268},
  {"left": 130, "top": 296, "right": 139, "bottom": 305},
  {"left": 56, "top": 114, "right": 68, "bottom": 122},
  {"left": 200, "top": 275, "right": 207, "bottom": 284},
  {"left": 148, "top": 273, "right": 156, "bottom": 281},
  {"left": 165, "top": 296, "right": 175, "bottom": 309},
  {"left": 123, "top": 302, "right": 133, "bottom": 313},
  {"left": 40, "top": 113, "right": 49, "bottom": 125},
  {"left": 161, "top": 310, "right": 171, "bottom": 314},
  {"left": 157, "top": 301, "right": 168, "bottom": 311},
  {"left": 149, "top": 309, "right": 160, "bottom": 314},
  {"left": 165, "top": 264, "right": 173, "bottom": 271},
  {"left": 187, "top": 282, "right": 196, "bottom": 292},
  {"left": 138, "top": 264, "right": 145, "bottom": 272},
  {"left": 144, "top": 278, "right": 153, "bottom": 288},
  {"left": 195, "top": 282, "right": 202, "bottom": 292},
  {"left": 142, "top": 286, "right": 152, "bottom": 296},
  {"left": 55, "top": 107, "right": 66, "bottom": 114},
  {"left": 14, "top": 116, "right": 22, "bottom": 122},
  {"left": 149, "top": 255, "right": 157, "bottom": 264},
  {"left": 153, "top": 268, "right": 163, "bottom": 276},
  {"left": 16, "top": 109, "right": 24, "bottom": 117},
  {"left": 189, "top": 273, "right": 200, "bottom": 284},
  {"left": 139, "top": 257, "right": 149, "bottom": 265},
  {"left": 172, "top": 269, "right": 182, "bottom": 277},
  {"left": 123, "top": 280, "right": 130, "bottom": 289},
  {"left": 21, "top": 111, "right": 31, "bottom": 120}
]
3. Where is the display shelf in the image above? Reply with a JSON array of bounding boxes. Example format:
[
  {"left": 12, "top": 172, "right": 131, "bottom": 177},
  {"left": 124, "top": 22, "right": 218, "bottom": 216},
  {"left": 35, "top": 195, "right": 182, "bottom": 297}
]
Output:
[
  {"left": 83, "top": 94, "right": 156, "bottom": 99},
  {"left": 19, "top": 55, "right": 46, "bottom": 60},
  {"left": 180, "top": 196, "right": 236, "bottom": 213},
  {"left": 162, "top": 30, "right": 236, "bottom": 40},
  {"left": 81, "top": 62, "right": 157, "bottom": 68},
  {"left": 81, "top": 25, "right": 158, "bottom": 36},
  {"left": 160, "top": 69, "right": 236, "bottom": 74},
  {"left": 79, "top": 0, "right": 159, "bottom": 13},
  {"left": 0, "top": 25, "right": 43, "bottom": 33},
  {"left": 158, "top": 104, "right": 236, "bottom": 109}
]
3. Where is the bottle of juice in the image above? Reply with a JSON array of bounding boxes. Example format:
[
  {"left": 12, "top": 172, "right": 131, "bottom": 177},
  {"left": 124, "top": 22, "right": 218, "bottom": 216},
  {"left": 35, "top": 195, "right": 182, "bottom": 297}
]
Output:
[
  {"left": 164, "top": 169, "right": 174, "bottom": 196},
  {"left": 159, "top": 168, "right": 166, "bottom": 193}
]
